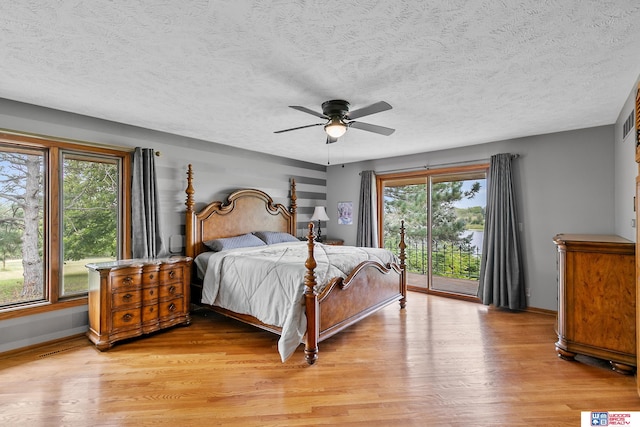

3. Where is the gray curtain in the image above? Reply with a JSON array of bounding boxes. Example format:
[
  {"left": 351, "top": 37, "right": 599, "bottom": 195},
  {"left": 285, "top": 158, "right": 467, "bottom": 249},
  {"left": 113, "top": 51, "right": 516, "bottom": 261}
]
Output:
[
  {"left": 356, "top": 170, "right": 378, "bottom": 247},
  {"left": 131, "top": 147, "right": 163, "bottom": 258},
  {"left": 477, "top": 153, "right": 526, "bottom": 310}
]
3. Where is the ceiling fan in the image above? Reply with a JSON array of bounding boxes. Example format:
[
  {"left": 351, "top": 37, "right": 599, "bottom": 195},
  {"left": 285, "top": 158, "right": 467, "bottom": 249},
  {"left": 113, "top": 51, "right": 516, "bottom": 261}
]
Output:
[{"left": 274, "top": 100, "right": 395, "bottom": 144}]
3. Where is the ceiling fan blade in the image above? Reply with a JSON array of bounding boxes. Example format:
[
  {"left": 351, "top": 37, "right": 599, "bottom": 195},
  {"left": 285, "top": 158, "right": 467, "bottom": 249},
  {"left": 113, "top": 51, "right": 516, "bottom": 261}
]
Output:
[
  {"left": 326, "top": 135, "right": 338, "bottom": 144},
  {"left": 346, "top": 101, "right": 392, "bottom": 120},
  {"left": 349, "top": 121, "right": 395, "bottom": 136},
  {"left": 289, "top": 105, "right": 329, "bottom": 119},
  {"left": 274, "top": 123, "right": 325, "bottom": 134}
]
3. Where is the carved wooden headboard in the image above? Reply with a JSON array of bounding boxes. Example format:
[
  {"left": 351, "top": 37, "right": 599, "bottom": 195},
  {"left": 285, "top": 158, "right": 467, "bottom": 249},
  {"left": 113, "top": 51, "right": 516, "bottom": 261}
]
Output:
[{"left": 184, "top": 164, "right": 297, "bottom": 259}]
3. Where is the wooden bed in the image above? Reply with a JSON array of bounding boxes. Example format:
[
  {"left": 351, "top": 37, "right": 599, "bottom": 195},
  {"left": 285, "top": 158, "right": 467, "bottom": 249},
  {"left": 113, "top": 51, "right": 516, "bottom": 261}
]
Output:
[{"left": 184, "top": 164, "right": 406, "bottom": 364}]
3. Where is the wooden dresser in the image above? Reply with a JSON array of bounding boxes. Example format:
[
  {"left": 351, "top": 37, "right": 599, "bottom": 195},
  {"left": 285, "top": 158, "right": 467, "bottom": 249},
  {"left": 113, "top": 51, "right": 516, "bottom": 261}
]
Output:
[
  {"left": 553, "top": 234, "right": 636, "bottom": 374},
  {"left": 86, "top": 256, "right": 192, "bottom": 350}
]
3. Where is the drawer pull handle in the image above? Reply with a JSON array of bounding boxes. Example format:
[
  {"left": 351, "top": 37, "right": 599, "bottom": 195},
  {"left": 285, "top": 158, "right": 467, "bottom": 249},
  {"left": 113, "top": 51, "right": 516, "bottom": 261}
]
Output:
[
  {"left": 168, "top": 270, "right": 175, "bottom": 279},
  {"left": 149, "top": 289, "right": 154, "bottom": 295},
  {"left": 123, "top": 293, "right": 133, "bottom": 301},
  {"left": 149, "top": 307, "right": 154, "bottom": 312},
  {"left": 168, "top": 285, "right": 176, "bottom": 294},
  {"left": 122, "top": 313, "right": 133, "bottom": 322},
  {"left": 168, "top": 303, "right": 176, "bottom": 312},
  {"left": 122, "top": 277, "right": 133, "bottom": 286},
  {"left": 149, "top": 274, "right": 154, "bottom": 279}
]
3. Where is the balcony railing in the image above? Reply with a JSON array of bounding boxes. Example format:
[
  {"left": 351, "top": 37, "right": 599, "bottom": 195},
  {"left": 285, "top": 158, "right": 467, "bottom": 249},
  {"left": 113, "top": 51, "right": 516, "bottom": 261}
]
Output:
[{"left": 384, "top": 237, "right": 482, "bottom": 280}]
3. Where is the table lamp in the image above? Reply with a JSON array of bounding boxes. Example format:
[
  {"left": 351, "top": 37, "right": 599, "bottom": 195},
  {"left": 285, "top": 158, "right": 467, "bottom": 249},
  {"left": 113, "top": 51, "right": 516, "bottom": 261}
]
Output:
[{"left": 310, "top": 206, "right": 330, "bottom": 242}]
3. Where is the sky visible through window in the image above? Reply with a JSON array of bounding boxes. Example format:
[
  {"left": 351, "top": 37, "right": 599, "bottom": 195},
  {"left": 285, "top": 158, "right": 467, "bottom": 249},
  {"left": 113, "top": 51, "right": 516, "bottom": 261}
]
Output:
[{"left": 455, "top": 178, "right": 486, "bottom": 209}]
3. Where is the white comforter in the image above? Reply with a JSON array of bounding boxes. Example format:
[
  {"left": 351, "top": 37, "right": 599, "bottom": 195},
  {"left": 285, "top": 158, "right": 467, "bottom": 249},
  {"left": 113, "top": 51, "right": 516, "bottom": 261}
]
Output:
[{"left": 197, "top": 241, "right": 397, "bottom": 361}]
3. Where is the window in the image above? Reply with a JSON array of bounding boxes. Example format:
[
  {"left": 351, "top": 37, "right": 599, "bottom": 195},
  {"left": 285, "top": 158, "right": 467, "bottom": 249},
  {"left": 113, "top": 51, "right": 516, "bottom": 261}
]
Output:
[
  {"left": 0, "top": 132, "right": 131, "bottom": 316},
  {"left": 61, "top": 153, "right": 120, "bottom": 297},
  {"left": 0, "top": 148, "right": 45, "bottom": 305}
]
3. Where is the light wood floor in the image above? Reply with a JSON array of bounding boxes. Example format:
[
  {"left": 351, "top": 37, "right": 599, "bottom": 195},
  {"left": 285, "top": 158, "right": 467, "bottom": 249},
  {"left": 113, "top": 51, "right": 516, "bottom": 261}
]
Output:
[{"left": 1, "top": 292, "right": 638, "bottom": 426}]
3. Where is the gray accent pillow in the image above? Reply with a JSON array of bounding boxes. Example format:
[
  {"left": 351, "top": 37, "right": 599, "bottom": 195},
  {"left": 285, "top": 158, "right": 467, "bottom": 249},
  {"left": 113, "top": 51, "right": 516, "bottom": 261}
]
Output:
[
  {"left": 253, "top": 231, "right": 299, "bottom": 245},
  {"left": 204, "top": 233, "right": 266, "bottom": 252}
]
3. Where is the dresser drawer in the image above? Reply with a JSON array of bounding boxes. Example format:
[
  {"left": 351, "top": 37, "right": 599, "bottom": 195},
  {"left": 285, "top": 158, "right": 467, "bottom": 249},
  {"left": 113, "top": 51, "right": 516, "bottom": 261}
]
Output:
[
  {"left": 110, "top": 267, "right": 142, "bottom": 292},
  {"left": 142, "top": 263, "right": 160, "bottom": 287},
  {"left": 111, "top": 308, "right": 141, "bottom": 330},
  {"left": 142, "top": 303, "right": 159, "bottom": 323},
  {"left": 159, "top": 281, "right": 183, "bottom": 299},
  {"left": 159, "top": 264, "right": 183, "bottom": 284},
  {"left": 142, "top": 286, "right": 159, "bottom": 303},
  {"left": 112, "top": 290, "right": 142, "bottom": 308},
  {"left": 159, "top": 298, "right": 184, "bottom": 318}
]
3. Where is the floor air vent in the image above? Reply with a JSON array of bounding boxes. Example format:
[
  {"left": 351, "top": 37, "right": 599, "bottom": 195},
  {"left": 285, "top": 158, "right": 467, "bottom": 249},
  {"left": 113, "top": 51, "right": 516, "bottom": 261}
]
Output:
[{"left": 37, "top": 344, "right": 84, "bottom": 359}]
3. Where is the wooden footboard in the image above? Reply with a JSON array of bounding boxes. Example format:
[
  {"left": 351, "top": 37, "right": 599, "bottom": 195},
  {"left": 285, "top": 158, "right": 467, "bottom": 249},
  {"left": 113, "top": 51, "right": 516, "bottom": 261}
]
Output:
[{"left": 302, "top": 221, "right": 406, "bottom": 365}]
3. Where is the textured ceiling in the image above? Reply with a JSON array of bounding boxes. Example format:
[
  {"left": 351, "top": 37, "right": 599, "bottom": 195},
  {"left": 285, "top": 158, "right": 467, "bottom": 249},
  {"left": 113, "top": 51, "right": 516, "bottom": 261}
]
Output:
[{"left": 1, "top": 1, "right": 640, "bottom": 165}]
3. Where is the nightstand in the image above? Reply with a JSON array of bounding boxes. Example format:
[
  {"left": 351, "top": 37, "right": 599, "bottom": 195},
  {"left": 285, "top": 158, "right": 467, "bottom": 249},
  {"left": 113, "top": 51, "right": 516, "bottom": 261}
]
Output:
[{"left": 322, "top": 238, "right": 344, "bottom": 246}]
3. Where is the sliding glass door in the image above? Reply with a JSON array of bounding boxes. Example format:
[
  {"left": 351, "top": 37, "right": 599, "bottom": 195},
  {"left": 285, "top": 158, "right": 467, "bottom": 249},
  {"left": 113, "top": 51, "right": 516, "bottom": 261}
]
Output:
[{"left": 379, "top": 165, "right": 487, "bottom": 298}]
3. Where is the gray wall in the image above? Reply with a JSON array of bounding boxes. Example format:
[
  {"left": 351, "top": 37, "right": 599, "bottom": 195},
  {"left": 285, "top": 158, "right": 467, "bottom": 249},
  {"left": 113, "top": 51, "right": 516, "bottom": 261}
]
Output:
[
  {"left": 0, "top": 99, "right": 326, "bottom": 353},
  {"left": 326, "top": 125, "right": 616, "bottom": 311}
]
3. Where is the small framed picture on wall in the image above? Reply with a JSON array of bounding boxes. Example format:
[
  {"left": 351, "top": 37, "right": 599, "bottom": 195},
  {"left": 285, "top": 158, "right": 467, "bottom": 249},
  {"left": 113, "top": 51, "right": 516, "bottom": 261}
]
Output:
[{"left": 337, "top": 202, "right": 353, "bottom": 225}]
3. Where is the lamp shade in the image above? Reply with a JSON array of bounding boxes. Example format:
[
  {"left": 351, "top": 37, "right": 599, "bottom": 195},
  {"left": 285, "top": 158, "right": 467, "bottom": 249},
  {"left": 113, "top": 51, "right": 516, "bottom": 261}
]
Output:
[{"left": 310, "top": 206, "right": 330, "bottom": 221}]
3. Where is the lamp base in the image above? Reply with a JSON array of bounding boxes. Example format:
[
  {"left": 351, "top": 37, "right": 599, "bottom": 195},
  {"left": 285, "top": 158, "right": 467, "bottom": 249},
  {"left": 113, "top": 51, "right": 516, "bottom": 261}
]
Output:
[{"left": 316, "top": 220, "right": 323, "bottom": 242}]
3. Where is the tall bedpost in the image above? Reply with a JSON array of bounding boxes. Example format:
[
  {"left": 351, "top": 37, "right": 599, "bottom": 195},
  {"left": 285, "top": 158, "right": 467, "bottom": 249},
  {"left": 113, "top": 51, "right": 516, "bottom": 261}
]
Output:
[
  {"left": 185, "top": 164, "right": 195, "bottom": 259},
  {"left": 304, "top": 222, "right": 319, "bottom": 365},
  {"left": 399, "top": 220, "right": 407, "bottom": 308},
  {"left": 290, "top": 178, "right": 297, "bottom": 235}
]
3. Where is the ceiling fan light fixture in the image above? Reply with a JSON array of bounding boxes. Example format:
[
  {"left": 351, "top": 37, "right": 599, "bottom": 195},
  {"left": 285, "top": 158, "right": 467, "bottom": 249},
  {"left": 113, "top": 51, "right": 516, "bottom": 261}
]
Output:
[
  {"left": 275, "top": 99, "right": 394, "bottom": 139},
  {"left": 324, "top": 117, "right": 347, "bottom": 138}
]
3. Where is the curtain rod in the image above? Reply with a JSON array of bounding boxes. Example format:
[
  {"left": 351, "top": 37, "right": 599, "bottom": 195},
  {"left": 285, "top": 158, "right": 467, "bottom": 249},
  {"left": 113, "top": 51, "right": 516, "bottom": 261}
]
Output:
[
  {"left": 368, "top": 154, "right": 519, "bottom": 176},
  {"left": 372, "top": 158, "right": 489, "bottom": 176}
]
